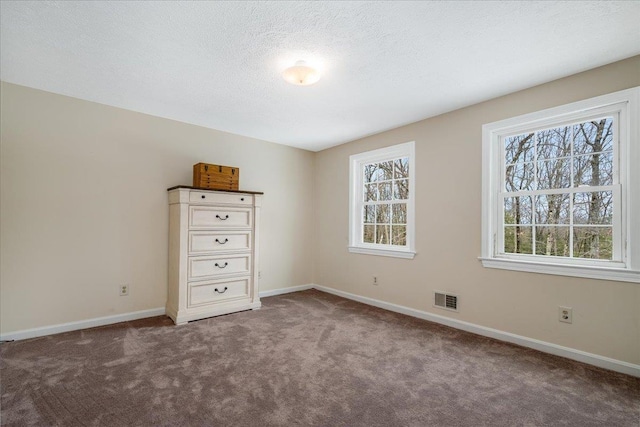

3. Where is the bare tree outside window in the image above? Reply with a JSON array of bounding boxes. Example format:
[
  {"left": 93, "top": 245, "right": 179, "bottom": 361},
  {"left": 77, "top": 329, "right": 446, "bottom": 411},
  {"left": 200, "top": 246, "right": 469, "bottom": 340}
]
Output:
[
  {"left": 483, "top": 88, "right": 639, "bottom": 282},
  {"left": 362, "top": 157, "right": 409, "bottom": 246},
  {"left": 503, "top": 118, "right": 614, "bottom": 260}
]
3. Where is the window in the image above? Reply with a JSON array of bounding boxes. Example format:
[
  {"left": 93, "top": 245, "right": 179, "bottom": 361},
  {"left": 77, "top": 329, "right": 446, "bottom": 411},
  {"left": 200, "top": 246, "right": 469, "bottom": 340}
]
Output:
[
  {"left": 349, "top": 141, "right": 415, "bottom": 259},
  {"left": 481, "top": 87, "right": 639, "bottom": 282}
]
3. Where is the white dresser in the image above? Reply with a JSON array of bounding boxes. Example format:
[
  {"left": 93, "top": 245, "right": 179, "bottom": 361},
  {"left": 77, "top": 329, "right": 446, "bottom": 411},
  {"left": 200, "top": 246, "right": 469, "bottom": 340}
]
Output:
[{"left": 166, "top": 186, "right": 263, "bottom": 325}]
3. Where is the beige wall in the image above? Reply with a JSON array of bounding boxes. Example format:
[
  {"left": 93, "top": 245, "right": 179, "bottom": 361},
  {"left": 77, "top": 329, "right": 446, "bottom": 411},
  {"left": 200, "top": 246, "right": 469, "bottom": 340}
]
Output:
[
  {"left": 313, "top": 56, "right": 640, "bottom": 365},
  {"left": 2, "top": 57, "right": 639, "bottom": 366},
  {"left": 0, "top": 82, "right": 315, "bottom": 333}
]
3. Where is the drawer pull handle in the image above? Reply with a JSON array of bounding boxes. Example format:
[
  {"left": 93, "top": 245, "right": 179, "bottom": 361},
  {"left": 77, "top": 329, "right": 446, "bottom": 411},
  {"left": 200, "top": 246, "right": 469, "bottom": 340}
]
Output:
[
  {"left": 214, "top": 262, "right": 228, "bottom": 268},
  {"left": 214, "top": 287, "right": 228, "bottom": 294},
  {"left": 215, "top": 214, "right": 229, "bottom": 220},
  {"left": 240, "top": 197, "right": 245, "bottom": 201},
  {"left": 201, "top": 195, "right": 206, "bottom": 199},
  {"left": 215, "top": 238, "right": 229, "bottom": 244}
]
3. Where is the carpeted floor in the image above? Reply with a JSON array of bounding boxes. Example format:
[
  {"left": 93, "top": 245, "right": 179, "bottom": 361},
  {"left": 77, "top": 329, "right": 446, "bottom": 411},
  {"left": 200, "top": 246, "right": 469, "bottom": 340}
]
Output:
[{"left": 1, "top": 289, "right": 638, "bottom": 426}]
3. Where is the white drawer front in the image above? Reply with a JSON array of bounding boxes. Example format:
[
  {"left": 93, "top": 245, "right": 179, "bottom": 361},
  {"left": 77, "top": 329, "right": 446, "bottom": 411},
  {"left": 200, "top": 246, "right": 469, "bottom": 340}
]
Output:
[
  {"left": 190, "top": 191, "right": 253, "bottom": 206},
  {"left": 188, "top": 278, "right": 249, "bottom": 307},
  {"left": 189, "top": 206, "right": 252, "bottom": 229},
  {"left": 189, "top": 254, "right": 251, "bottom": 280},
  {"left": 189, "top": 231, "right": 251, "bottom": 254}
]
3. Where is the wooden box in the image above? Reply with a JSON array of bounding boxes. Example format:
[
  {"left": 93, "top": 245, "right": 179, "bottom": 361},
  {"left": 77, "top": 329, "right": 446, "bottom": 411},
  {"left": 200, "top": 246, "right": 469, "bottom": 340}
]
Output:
[{"left": 193, "top": 163, "right": 239, "bottom": 191}]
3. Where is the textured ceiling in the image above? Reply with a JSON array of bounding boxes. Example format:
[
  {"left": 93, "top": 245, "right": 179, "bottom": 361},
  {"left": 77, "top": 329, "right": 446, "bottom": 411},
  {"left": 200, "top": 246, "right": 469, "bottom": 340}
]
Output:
[{"left": 1, "top": 1, "right": 639, "bottom": 151}]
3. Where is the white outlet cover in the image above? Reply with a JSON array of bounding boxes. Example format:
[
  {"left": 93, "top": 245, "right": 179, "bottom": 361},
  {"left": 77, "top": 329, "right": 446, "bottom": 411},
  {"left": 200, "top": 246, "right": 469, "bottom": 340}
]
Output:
[{"left": 559, "top": 306, "right": 572, "bottom": 324}]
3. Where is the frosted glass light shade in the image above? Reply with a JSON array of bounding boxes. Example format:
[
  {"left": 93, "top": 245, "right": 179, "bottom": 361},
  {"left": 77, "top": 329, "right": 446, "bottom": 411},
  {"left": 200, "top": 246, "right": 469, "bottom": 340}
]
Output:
[{"left": 282, "top": 61, "right": 320, "bottom": 86}]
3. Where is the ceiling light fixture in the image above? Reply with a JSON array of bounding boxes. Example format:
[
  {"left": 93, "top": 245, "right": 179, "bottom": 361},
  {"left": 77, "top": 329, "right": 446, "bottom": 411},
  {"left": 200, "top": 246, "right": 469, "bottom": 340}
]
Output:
[{"left": 282, "top": 61, "right": 320, "bottom": 86}]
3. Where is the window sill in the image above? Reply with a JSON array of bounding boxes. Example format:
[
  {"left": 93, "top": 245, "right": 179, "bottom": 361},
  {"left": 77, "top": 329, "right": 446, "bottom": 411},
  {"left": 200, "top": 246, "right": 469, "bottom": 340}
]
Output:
[
  {"left": 349, "top": 246, "right": 416, "bottom": 259},
  {"left": 479, "top": 257, "right": 639, "bottom": 283}
]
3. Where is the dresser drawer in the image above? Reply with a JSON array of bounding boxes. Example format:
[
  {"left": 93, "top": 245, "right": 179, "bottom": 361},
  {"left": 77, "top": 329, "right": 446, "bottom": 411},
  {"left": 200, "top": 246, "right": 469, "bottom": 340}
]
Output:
[
  {"left": 190, "top": 191, "right": 253, "bottom": 206},
  {"left": 189, "top": 231, "right": 251, "bottom": 254},
  {"left": 189, "top": 254, "right": 251, "bottom": 280},
  {"left": 189, "top": 206, "right": 252, "bottom": 229},
  {"left": 188, "top": 277, "right": 249, "bottom": 307}
]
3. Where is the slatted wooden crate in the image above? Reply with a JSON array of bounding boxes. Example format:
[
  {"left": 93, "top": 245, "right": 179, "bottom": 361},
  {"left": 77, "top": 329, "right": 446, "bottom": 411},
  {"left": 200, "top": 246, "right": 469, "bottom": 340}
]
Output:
[{"left": 193, "top": 163, "right": 239, "bottom": 191}]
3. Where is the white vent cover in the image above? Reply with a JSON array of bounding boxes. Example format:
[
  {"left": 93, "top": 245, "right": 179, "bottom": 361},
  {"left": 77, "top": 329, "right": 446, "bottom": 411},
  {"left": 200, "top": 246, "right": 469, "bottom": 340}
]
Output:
[{"left": 434, "top": 291, "right": 458, "bottom": 312}]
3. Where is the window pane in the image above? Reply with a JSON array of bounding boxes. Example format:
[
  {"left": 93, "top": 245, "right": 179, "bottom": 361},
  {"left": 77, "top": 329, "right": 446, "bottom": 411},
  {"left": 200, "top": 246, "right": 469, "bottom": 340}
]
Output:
[
  {"left": 505, "top": 133, "right": 534, "bottom": 164},
  {"left": 364, "top": 183, "right": 377, "bottom": 202},
  {"left": 363, "top": 205, "right": 375, "bottom": 223},
  {"left": 574, "top": 152, "right": 613, "bottom": 187},
  {"left": 535, "top": 194, "right": 570, "bottom": 224},
  {"left": 505, "top": 162, "right": 533, "bottom": 192},
  {"left": 392, "top": 225, "right": 406, "bottom": 246},
  {"left": 573, "top": 118, "right": 613, "bottom": 155},
  {"left": 504, "top": 226, "right": 533, "bottom": 254},
  {"left": 537, "top": 158, "right": 570, "bottom": 190},
  {"left": 378, "top": 182, "right": 392, "bottom": 201},
  {"left": 535, "top": 226, "right": 570, "bottom": 257},
  {"left": 504, "top": 196, "right": 532, "bottom": 225},
  {"left": 392, "top": 203, "right": 407, "bottom": 224},
  {"left": 573, "top": 227, "right": 613, "bottom": 260},
  {"left": 393, "top": 179, "right": 409, "bottom": 200},
  {"left": 363, "top": 225, "right": 375, "bottom": 243},
  {"left": 364, "top": 164, "right": 378, "bottom": 182},
  {"left": 376, "top": 204, "right": 390, "bottom": 224},
  {"left": 378, "top": 161, "right": 393, "bottom": 181},
  {"left": 376, "top": 224, "right": 390, "bottom": 244},
  {"left": 394, "top": 158, "right": 409, "bottom": 179},
  {"left": 351, "top": 142, "right": 413, "bottom": 254},
  {"left": 537, "top": 126, "right": 571, "bottom": 160},
  {"left": 573, "top": 191, "right": 613, "bottom": 225}
]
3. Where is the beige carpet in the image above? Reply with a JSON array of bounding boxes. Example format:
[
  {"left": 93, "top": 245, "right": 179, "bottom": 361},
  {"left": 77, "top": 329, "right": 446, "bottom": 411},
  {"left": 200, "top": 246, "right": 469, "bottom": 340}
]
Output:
[{"left": 1, "top": 289, "right": 639, "bottom": 426}]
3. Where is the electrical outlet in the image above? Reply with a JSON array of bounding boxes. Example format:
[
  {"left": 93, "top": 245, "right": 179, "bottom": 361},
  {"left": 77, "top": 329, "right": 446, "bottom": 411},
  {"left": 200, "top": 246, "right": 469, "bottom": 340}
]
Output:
[
  {"left": 120, "top": 284, "right": 129, "bottom": 296},
  {"left": 258, "top": 271, "right": 262, "bottom": 279},
  {"left": 373, "top": 276, "right": 378, "bottom": 286},
  {"left": 559, "top": 306, "right": 572, "bottom": 324}
]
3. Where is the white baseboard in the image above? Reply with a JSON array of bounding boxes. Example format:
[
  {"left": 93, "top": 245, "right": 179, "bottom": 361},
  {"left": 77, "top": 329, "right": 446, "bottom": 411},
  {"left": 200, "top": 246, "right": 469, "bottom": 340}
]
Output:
[
  {"left": 4, "top": 284, "right": 637, "bottom": 378},
  {"left": 0, "top": 285, "right": 312, "bottom": 342},
  {"left": 259, "top": 284, "right": 314, "bottom": 298},
  {"left": 0, "top": 307, "right": 166, "bottom": 342},
  {"left": 312, "top": 284, "right": 640, "bottom": 378}
]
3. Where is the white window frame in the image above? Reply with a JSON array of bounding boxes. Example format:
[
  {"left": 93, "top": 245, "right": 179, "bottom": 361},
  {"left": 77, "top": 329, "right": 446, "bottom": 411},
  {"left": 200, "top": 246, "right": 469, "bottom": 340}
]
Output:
[
  {"left": 349, "top": 141, "right": 416, "bottom": 259},
  {"left": 480, "top": 87, "right": 640, "bottom": 283}
]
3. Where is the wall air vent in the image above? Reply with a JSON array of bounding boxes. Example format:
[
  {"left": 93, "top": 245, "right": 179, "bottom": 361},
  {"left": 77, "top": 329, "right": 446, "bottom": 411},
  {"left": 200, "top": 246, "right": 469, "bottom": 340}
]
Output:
[{"left": 434, "top": 291, "right": 458, "bottom": 312}]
